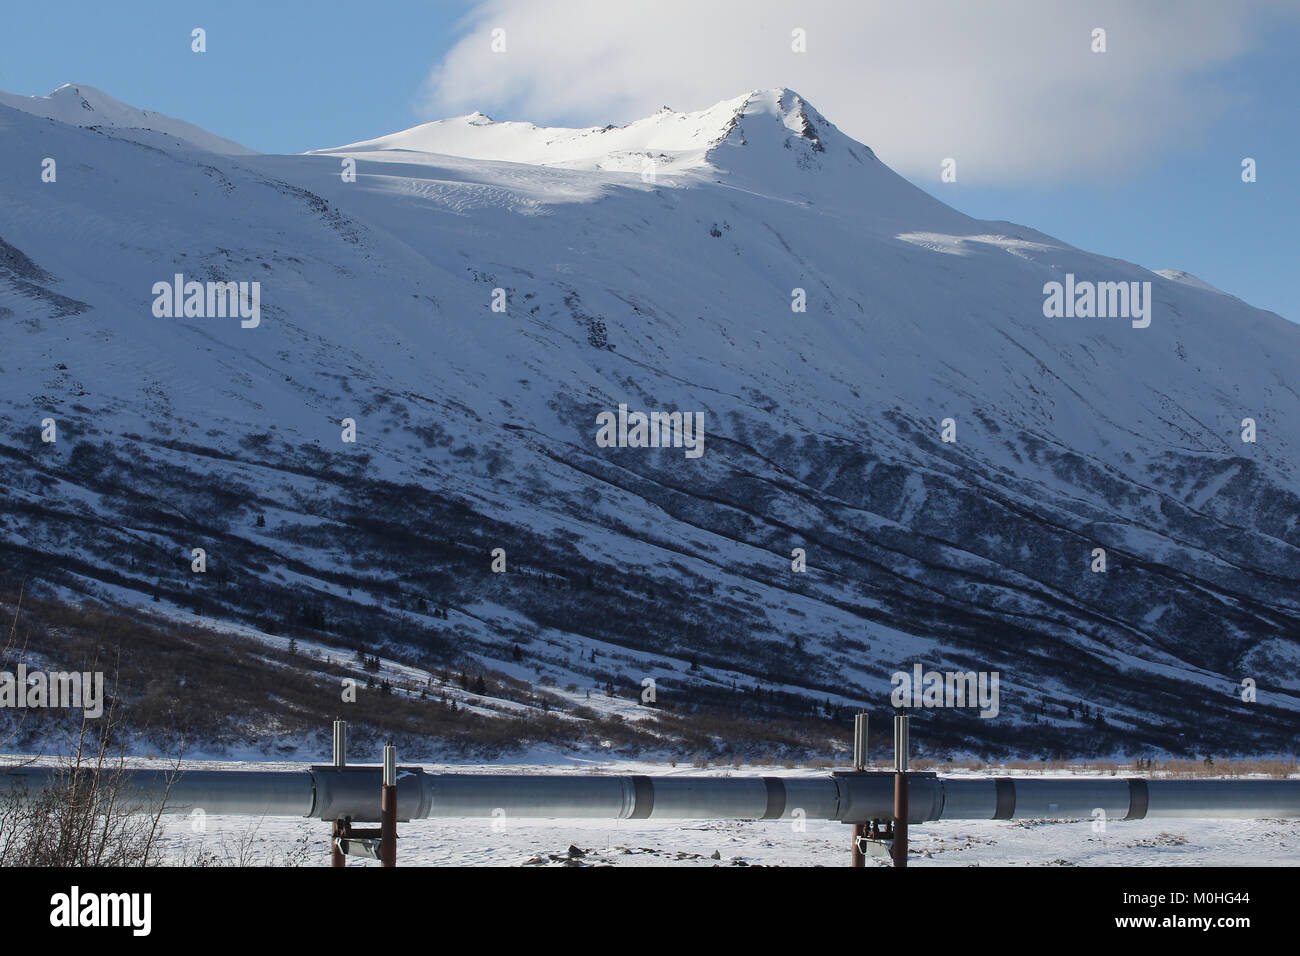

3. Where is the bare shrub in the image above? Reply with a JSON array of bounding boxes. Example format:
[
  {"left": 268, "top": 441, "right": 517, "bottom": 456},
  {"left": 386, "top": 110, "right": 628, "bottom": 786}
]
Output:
[
  {"left": 1, "top": 589, "right": 176, "bottom": 866},
  {"left": 0, "top": 717, "right": 176, "bottom": 867}
]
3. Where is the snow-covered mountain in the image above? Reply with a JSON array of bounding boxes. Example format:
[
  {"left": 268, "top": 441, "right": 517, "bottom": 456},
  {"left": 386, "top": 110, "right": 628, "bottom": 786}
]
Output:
[{"left": 1, "top": 85, "right": 1297, "bottom": 757}]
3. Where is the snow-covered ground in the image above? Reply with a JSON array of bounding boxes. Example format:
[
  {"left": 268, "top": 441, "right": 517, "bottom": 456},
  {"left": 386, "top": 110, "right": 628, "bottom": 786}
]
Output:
[{"left": 322, "top": 813, "right": 1299, "bottom": 867}]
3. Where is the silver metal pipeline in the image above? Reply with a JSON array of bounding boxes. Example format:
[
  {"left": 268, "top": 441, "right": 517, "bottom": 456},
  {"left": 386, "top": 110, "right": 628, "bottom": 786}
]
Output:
[
  {"left": 0, "top": 766, "right": 315, "bottom": 818},
  {"left": 3, "top": 765, "right": 1298, "bottom": 823}
]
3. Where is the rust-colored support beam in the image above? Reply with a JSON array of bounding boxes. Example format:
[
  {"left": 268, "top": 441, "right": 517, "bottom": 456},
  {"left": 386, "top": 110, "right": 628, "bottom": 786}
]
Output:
[
  {"left": 893, "top": 772, "right": 908, "bottom": 868},
  {"left": 331, "top": 818, "right": 347, "bottom": 868}
]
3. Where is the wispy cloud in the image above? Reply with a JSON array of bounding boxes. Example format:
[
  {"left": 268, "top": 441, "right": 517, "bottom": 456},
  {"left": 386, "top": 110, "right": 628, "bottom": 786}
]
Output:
[{"left": 423, "top": 0, "right": 1295, "bottom": 184}]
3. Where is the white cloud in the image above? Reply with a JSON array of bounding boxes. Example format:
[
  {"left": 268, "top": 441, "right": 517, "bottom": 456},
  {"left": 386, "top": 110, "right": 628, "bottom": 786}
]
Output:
[{"left": 423, "top": 0, "right": 1294, "bottom": 184}]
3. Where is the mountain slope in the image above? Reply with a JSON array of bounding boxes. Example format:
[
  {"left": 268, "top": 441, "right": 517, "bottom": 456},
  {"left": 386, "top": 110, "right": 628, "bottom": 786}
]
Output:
[{"left": 1, "top": 87, "right": 1297, "bottom": 758}]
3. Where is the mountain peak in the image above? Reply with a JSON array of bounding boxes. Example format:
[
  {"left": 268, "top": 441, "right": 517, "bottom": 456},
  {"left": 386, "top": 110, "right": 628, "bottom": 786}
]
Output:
[
  {"left": 6, "top": 83, "right": 149, "bottom": 125},
  {"left": 315, "top": 87, "right": 878, "bottom": 187},
  {"left": 0, "top": 83, "right": 254, "bottom": 154},
  {"left": 704, "top": 87, "right": 836, "bottom": 155},
  {"left": 48, "top": 83, "right": 107, "bottom": 110}
]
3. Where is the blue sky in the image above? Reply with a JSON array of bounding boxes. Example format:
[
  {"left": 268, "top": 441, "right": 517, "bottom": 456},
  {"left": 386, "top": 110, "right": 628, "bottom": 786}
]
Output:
[{"left": 2, "top": 0, "right": 1294, "bottom": 321}]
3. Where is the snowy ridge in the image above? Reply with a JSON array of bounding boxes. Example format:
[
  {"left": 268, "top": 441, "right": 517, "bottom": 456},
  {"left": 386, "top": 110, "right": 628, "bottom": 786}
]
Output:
[{"left": 1154, "top": 269, "right": 1235, "bottom": 298}]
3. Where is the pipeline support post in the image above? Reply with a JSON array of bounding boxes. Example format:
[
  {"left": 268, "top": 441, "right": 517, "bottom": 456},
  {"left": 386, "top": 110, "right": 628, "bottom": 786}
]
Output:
[
  {"left": 380, "top": 742, "right": 397, "bottom": 868},
  {"left": 851, "top": 712, "right": 868, "bottom": 867},
  {"left": 329, "top": 719, "right": 349, "bottom": 866},
  {"left": 893, "top": 713, "right": 909, "bottom": 868},
  {"left": 332, "top": 718, "right": 347, "bottom": 767}
]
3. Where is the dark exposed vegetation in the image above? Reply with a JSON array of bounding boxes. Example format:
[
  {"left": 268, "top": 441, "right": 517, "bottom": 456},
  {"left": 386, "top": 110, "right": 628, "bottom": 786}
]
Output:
[{"left": 2, "top": 401, "right": 1298, "bottom": 760}]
